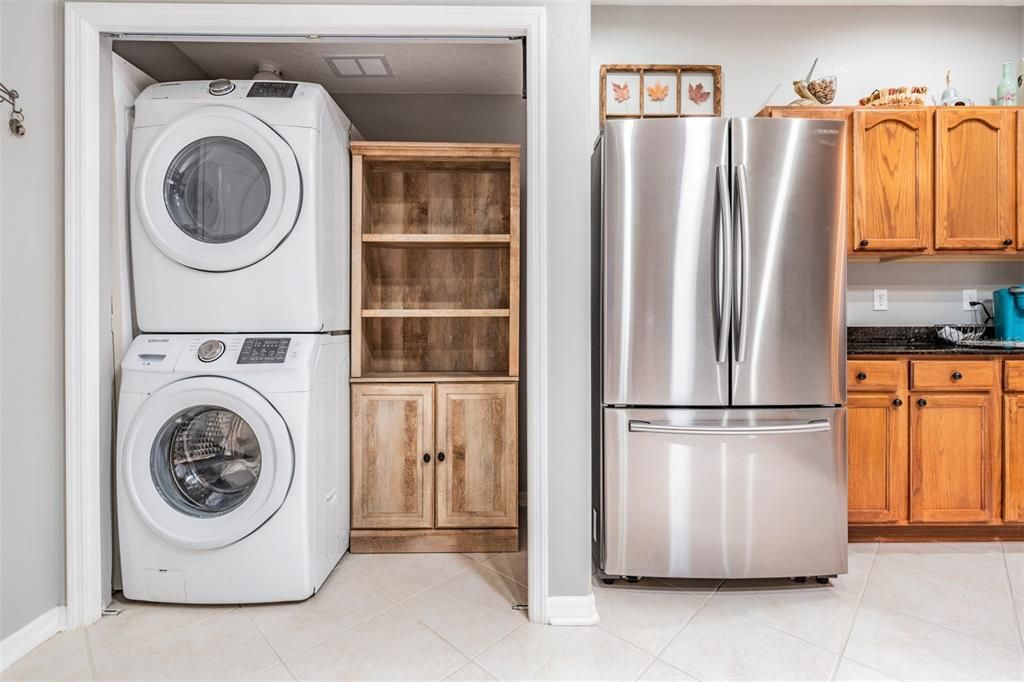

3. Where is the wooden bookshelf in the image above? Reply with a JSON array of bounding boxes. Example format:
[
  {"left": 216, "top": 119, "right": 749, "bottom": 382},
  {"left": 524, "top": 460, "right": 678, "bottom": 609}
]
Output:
[{"left": 349, "top": 141, "right": 521, "bottom": 554}]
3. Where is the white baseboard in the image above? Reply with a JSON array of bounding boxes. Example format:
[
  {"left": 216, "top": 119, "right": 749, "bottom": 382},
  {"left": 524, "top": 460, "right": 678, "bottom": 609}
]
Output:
[
  {"left": 0, "top": 606, "right": 67, "bottom": 672},
  {"left": 547, "top": 593, "right": 599, "bottom": 626}
]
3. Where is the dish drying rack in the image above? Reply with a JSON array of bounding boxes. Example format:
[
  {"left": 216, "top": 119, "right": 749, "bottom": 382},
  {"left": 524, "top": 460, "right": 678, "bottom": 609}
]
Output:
[{"left": 935, "top": 324, "right": 1024, "bottom": 349}]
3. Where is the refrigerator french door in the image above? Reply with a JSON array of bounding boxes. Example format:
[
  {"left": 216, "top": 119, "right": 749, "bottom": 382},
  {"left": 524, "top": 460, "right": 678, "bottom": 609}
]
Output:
[{"left": 595, "top": 117, "right": 848, "bottom": 580}]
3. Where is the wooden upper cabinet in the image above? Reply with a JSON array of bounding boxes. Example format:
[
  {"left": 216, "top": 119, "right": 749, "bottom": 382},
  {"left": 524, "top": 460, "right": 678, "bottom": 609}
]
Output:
[
  {"left": 910, "top": 392, "right": 999, "bottom": 523},
  {"left": 848, "top": 392, "right": 909, "bottom": 524},
  {"left": 1019, "top": 112, "right": 1024, "bottom": 251},
  {"left": 352, "top": 384, "right": 435, "bottom": 529},
  {"left": 851, "top": 109, "right": 933, "bottom": 252},
  {"left": 935, "top": 108, "right": 1016, "bottom": 250},
  {"left": 435, "top": 383, "right": 518, "bottom": 529}
]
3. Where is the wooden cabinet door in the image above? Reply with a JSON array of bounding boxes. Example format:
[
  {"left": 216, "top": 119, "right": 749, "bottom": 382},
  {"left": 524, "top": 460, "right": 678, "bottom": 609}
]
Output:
[
  {"left": 1018, "top": 113, "right": 1024, "bottom": 251},
  {"left": 851, "top": 109, "right": 932, "bottom": 252},
  {"left": 1005, "top": 396, "right": 1024, "bottom": 522},
  {"left": 910, "top": 392, "right": 999, "bottom": 523},
  {"left": 435, "top": 383, "right": 518, "bottom": 529},
  {"left": 935, "top": 108, "right": 1016, "bottom": 250},
  {"left": 352, "top": 384, "right": 434, "bottom": 529},
  {"left": 848, "top": 393, "right": 909, "bottom": 524}
]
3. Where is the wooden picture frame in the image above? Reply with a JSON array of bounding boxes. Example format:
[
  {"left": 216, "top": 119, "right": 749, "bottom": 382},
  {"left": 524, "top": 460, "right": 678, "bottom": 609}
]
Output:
[{"left": 600, "top": 64, "right": 722, "bottom": 127}]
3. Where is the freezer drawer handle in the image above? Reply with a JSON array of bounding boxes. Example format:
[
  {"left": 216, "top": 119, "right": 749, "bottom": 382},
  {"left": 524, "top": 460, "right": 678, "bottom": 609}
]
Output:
[{"left": 628, "top": 419, "right": 832, "bottom": 436}]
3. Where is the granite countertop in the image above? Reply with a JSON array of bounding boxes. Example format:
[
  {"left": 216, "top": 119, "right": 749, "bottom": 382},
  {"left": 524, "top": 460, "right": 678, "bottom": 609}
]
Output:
[{"left": 848, "top": 326, "right": 1024, "bottom": 356}]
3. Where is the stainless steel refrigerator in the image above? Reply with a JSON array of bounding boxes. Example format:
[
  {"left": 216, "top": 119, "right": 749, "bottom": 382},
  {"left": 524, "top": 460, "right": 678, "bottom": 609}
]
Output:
[{"left": 592, "top": 117, "right": 848, "bottom": 581}]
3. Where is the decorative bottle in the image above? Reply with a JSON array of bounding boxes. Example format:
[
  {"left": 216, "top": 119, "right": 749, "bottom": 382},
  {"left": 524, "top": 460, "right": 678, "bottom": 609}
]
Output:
[{"left": 997, "top": 61, "right": 1016, "bottom": 105}]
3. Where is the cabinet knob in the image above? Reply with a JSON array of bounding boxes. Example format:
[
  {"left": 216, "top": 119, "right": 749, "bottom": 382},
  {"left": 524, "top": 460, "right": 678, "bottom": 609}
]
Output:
[
  {"left": 952, "top": 371, "right": 963, "bottom": 381},
  {"left": 893, "top": 398, "right": 903, "bottom": 407},
  {"left": 856, "top": 372, "right": 868, "bottom": 381},
  {"left": 423, "top": 453, "right": 431, "bottom": 463},
  {"left": 1004, "top": 239, "right": 1014, "bottom": 247},
  {"left": 917, "top": 398, "right": 928, "bottom": 407},
  {"left": 859, "top": 239, "right": 870, "bottom": 248},
  {"left": 437, "top": 451, "right": 446, "bottom": 462}
]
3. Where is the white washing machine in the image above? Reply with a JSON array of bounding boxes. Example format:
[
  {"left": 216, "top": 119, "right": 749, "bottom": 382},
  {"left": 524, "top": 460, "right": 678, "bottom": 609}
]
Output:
[
  {"left": 130, "top": 80, "right": 358, "bottom": 333},
  {"left": 117, "top": 333, "right": 349, "bottom": 603}
]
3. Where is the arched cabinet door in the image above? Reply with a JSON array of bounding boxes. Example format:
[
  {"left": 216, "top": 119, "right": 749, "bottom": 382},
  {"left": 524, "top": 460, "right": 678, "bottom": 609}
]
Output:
[
  {"left": 851, "top": 108, "right": 933, "bottom": 252},
  {"left": 935, "top": 108, "right": 1016, "bottom": 251}
]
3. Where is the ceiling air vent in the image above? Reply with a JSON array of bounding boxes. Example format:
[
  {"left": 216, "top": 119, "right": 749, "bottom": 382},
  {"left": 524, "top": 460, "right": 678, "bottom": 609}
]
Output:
[{"left": 325, "top": 56, "right": 393, "bottom": 78}]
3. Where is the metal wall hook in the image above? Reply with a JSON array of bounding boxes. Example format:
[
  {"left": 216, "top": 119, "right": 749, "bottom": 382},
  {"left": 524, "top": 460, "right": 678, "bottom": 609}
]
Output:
[{"left": 0, "top": 81, "right": 25, "bottom": 137}]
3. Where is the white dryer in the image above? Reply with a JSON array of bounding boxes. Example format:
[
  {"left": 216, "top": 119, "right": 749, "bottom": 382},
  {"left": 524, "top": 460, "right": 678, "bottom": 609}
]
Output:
[
  {"left": 130, "top": 80, "right": 357, "bottom": 333},
  {"left": 117, "top": 333, "right": 349, "bottom": 603}
]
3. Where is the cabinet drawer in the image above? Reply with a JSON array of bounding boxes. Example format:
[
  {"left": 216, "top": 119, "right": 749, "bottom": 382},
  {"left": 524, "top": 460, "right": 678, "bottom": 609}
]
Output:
[
  {"left": 848, "top": 361, "right": 903, "bottom": 392},
  {"left": 1006, "top": 361, "right": 1024, "bottom": 392},
  {"left": 911, "top": 361, "right": 996, "bottom": 391}
]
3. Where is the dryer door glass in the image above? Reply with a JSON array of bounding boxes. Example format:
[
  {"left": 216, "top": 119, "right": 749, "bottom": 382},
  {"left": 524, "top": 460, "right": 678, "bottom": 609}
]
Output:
[
  {"left": 163, "top": 136, "right": 272, "bottom": 244},
  {"left": 151, "top": 405, "right": 262, "bottom": 517}
]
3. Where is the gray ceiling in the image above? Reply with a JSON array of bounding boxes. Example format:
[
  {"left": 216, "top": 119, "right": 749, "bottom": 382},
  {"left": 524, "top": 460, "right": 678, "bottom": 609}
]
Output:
[{"left": 114, "top": 40, "right": 522, "bottom": 96}]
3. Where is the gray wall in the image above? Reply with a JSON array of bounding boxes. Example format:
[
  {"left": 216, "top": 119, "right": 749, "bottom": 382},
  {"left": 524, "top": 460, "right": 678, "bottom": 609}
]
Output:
[
  {"left": 0, "top": 0, "right": 67, "bottom": 640},
  {"left": 0, "top": 0, "right": 592, "bottom": 639}
]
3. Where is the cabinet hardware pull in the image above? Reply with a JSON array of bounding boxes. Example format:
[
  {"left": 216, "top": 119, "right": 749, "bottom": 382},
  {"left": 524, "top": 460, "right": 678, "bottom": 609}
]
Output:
[
  {"left": 437, "top": 451, "right": 446, "bottom": 462},
  {"left": 1004, "top": 239, "right": 1014, "bottom": 247},
  {"left": 952, "top": 371, "right": 963, "bottom": 381},
  {"left": 893, "top": 398, "right": 903, "bottom": 407},
  {"left": 856, "top": 372, "right": 867, "bottom": 381},
  {"left": 423, "top": 453, "right": 431, "bottom": 463},
  {"left": 917, "top": 398, "right": 928, "bottom": 407}
]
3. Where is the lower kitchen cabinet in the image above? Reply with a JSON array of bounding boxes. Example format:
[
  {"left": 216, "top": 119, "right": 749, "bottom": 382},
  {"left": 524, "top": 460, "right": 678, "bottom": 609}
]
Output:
[
  {"left": 909, "top": 392, "right": 999, "bottom": 524},
  {"left": 351, "top": 381, "right": 519, "bottom": 553},
  {"left": 1005, "top": 395, "right": 1024, "bottom": 523},
  {"left": 848, "top": 393, "right": 909, "bottom": 523}
]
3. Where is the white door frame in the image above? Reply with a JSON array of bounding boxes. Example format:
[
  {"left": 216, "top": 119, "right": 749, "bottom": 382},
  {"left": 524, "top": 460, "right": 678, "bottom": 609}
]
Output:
[{"left": 64, "top": 2, "right": 550, "bottom": 627}]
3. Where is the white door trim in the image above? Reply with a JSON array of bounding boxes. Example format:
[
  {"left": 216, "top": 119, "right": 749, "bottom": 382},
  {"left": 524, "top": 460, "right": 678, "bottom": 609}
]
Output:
[{"left": 64, "top": 2, "right": 551, "bottom": 627}]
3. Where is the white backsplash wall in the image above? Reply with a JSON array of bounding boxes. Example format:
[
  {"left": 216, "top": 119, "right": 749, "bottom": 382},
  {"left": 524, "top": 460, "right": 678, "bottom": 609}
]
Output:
[
  {"left": 848, "top": 262, "right": 1024, "bottom": 327},
  {"left": 591, "top": 4, "right": 1023, "bottom": 139}
]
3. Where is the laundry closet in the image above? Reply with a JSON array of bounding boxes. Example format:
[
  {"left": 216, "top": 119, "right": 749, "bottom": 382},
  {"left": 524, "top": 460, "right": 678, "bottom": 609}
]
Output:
[{"left": 109, "top": 37, "right": 527, "bottom": 604}]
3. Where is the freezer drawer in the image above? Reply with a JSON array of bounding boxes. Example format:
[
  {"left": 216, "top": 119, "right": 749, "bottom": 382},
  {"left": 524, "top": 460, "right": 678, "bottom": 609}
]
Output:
[{"left": 600, "top": 407, "right": 847, "bottom": 579}]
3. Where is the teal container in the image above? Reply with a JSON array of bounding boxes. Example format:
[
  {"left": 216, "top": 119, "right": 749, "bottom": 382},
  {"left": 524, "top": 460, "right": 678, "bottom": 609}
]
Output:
[{"left": 994, "top": 286, "right": 1024, "bottom": 340}]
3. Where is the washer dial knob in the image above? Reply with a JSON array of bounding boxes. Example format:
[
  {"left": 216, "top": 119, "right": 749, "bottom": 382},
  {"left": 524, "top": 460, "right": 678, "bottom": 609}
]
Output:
[
  {"left": 197, "top": 339, "right": 226, "bottom": 363},
  {"left": 209, "top": 79, "right": 235, "bottom": 96}
]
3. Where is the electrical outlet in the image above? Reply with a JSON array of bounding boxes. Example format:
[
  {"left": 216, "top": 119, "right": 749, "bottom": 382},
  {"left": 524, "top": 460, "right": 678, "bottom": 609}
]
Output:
[
  {"left": 962, "top": 289, "right": 979, "bottom": 312},
  {"left": 873, "top": 289, "right": 888, "bottom": 311}
]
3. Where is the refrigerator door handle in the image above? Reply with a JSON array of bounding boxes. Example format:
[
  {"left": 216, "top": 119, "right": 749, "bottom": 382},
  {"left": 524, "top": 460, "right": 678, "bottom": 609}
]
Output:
[
  {"left": 733, "top": 164, "right": 751, "bottom": 364},
  {"left": 629, "top": 419, "right": 832, "bottom": 436},
  {"left": 714, "top": 165, "right": 733, "bottom": 364}
]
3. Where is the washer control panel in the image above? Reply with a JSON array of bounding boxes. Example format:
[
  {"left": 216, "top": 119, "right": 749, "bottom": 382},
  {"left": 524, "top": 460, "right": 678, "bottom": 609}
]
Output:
[
  {"left": 237, "top": 337, "right": 291, "bottom": 364},
  {"left": 196, "top": 339, "right": 226, "bottom": 363},
  {"left": 247, "top": 82, "right": 298, "bottom": 98}
]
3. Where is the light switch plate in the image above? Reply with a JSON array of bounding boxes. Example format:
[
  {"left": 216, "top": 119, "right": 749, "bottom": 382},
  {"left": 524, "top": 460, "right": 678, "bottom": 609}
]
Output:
[
  {"left": 873, "top": 289, "right": 889, "bottom": 311},
  {"left": 962, "top": 289, "right": 979, "bottom": 311}
]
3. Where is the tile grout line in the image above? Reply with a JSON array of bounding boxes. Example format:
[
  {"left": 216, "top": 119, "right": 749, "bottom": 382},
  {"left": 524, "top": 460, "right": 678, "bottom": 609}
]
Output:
[
  {"left": 81, "top": 625, "right": 99, "bottom": 681},
  {"left": 240, "top": 607, "right": 298, "bottom": 681},
  {"left": 271, "top": 556, "right": 490, "bottom": 664},
  {"left": 465, "top": 619, "right": 529, "bottom": 679},
  {"left": 999, "top": 542, "right": 1024, "bottom": 656},
  {"left": 416, "top": 620, "right": 477, "bottom": 679},
  {"left": 826, "top": 542, "right": 879, "bottom": 681},
  {"left": 638, "top": 578, "right": 726, "bottom": 681}
]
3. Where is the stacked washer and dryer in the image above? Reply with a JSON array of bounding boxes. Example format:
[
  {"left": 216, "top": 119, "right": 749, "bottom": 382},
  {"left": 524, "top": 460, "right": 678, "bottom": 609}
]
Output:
[{"left": 117, "top": 79, "right": 358, "bottom": 603}]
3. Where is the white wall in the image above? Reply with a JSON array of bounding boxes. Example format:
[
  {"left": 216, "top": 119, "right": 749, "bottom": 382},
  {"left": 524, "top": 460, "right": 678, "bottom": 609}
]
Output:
[
  {"left": 0, "top": 0, "right": 67, "bottom": 641},
  {"left": 592, "top": 4, "right": 1024, "bottom": 326},
  {"left": 1, "top": 0, "right": 592, "bottom": 639},
  {"left": 591, "top": 4, "right": 1024, "bottom": 126},
  {"left": 848, "top": 262, "right": 1022, "bottom": 326}
]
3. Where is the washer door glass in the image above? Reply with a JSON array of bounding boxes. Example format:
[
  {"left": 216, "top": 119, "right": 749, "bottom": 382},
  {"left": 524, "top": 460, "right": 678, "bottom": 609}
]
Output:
[
  {"left": 152, "top": 405, "right": 262, "bottom": 517},
  {"left": 163, "top": 137, "right": 272, "bottom": 244}
]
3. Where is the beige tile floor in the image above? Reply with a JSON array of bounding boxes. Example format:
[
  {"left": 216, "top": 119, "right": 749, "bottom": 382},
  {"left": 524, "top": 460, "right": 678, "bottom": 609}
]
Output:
[{"left": 5, "top": 542, "right": 1023, "bottom": 681}]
